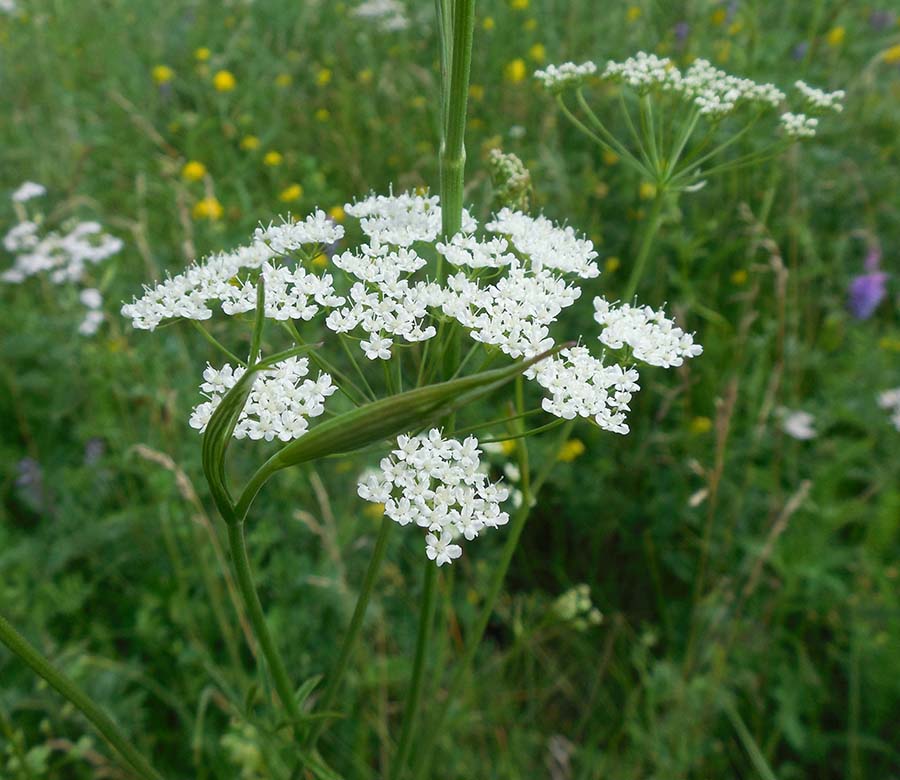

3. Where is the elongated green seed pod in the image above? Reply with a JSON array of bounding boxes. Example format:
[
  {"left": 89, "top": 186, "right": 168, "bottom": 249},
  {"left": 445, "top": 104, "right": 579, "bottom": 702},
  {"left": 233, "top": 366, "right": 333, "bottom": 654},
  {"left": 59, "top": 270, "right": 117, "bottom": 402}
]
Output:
[{"left": 228, "top": 345, "right": 566, "bottom": 523}]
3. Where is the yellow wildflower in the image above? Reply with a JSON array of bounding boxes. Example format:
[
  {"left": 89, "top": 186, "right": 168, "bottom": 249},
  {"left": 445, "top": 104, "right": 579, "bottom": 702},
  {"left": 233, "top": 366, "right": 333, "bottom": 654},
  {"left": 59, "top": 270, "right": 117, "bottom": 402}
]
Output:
[
  {"left": 152, "top": 65, "right": 174, "bottom": 84},
  {"left": 883, "top": 44, "right": 900, "bottom": 64},
  {"left": 358, "top": 68, "right": 373, "bottom": 84},
  {"left": 710, "top": 8, "right": 726, "bottom": 25},
  {"left": 240, "top": 135, "right": 260, "bottom": 151},
  {"left": 728, "top": 20, "right": 743, "bottom": 35},
  {"left": 510, "top": 0, "right": 528, "bottom": 9},
  {"left": 193, "top": 196, "right": 223, "bottom": 221},
  {"left": 605, "top": 256, "right": 621, "bottom": 272},
  {"left": 263, "top": 151, "right": 283, "bottom": 167},
  {"left": 275, "top": 73, "right": 292, "bottom": 87},
  {"left": 316, "top": 67, "right": 332, "bottom": 86},
  {"left": 500, "top": 439, "right": 517, "bottom": 456},
  {"left": 602, "top": 148, "right": 619, "bottom": 166},
  {"left": 181, "top": 161, "right": 207, "bottom": 182},
  {"left": 557, "top": 439, "right": 586, "bottom": 462},
  {"left": 504, "top": 58, "right": 527, "bottom": 83},
  {"left": 213, "top": 69, "right": 236, "bottom": 92},
  {"left": 279, "top": 183, "right": 303, "bottom": 202},
  {"left": 311, "top": 253, "right": 328, "bottom": 269},
  {"left": 315, "top": 108, "right": 331, "bottom": 122},
  {"left": 469, "top": 84, "right": 485, "bottom": 101},
  {"left": 878, "top": 336, "right": 900, "bottom": 352},
  {"left": 730, "top": 269, "right": 748, "bottom": 285},
  {"left": 689, "top": 416, "right": 712, "bottom": 435},
  {"left": 328, "top": 205, "right": 345, "bottom": 222},
  {"left": 639, "top": 181, "right": 657, "bottom": 200},
  {"left": 626, "top": 5, "right": 641, "bottom": 22},
  {"left": 194, "top": 47, "right": 211, "bottom": 62},
  {"left": 826, "top": 26, "right": 845, "bottom": 47},
  {"left": 363, "top": 502, "right": 384, "bottom": 520},
  {"left": 523, "top": 18, "right": 537, "bottom": 31},
  {"left": 482, "top": 16, "right": 495, "bottom": 30},
  {"left": 528, "top": 43, "right": 546, "bottom": 63}
]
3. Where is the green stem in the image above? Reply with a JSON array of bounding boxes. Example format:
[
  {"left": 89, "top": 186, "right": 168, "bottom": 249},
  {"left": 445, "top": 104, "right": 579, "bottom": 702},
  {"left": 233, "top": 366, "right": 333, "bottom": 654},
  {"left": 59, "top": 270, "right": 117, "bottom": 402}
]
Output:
[
  {"left": 191, "top": 321, "right": 247, "bottom": 366},
  {"left": 391, "top": 562, "right": 439, "bottom": 780},
  {"left": 305, "top": 516, "right": 395, "bottom": 748},
  {"left": 622, "top": 192, "right": 667, "bottom": 301},
  {"left": 226, "top": 522, "right": 302, "bottom": 729},
  {"left": 439, "top": 0, "right": 476, "bottom": 242},
  {"left": 0, "top": 613, "right": 165, "bottom": 780},
  {"left": 409, "top": 419, "right": 574, "bottom": 780}
]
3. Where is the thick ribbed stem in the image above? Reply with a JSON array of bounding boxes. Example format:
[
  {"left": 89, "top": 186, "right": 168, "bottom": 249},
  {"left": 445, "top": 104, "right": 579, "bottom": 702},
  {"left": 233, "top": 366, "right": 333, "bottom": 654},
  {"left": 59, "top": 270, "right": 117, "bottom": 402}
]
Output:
[
  {"left": 622, "top": 192, "right": 667, "bottom": 301},
  {"left": 0, "top": 613, "right": 165, "bottom": 780},
  {"left": 439, "top": 0, "right": 476, "bottom": 243}
]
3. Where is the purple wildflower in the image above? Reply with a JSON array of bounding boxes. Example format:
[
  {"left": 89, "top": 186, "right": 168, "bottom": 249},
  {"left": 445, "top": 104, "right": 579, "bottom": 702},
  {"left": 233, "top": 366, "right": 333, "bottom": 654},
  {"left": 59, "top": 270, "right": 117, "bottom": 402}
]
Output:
[
  {"left": 674, "top": 22, "right": 690, "bottom": 44},
  {"left": 791, "top": 42, "right": 809, "bottom": 60},
  {"left": 848, "top": 248, "right": 889, "bottom": 320}
]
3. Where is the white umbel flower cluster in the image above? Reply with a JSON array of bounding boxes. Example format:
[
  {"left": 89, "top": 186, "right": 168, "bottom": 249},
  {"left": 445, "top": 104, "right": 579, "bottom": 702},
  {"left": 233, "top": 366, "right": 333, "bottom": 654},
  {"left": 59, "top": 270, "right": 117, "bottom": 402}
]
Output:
[
  {"left": 794, "top": 80, "right": 845, "bottom": 113},
  {"left": 878, "top": 388, "right": 900, "bottom": 432},
  {"left": 350, "top": 0, "right": 409, "bottom": 32},
  {"left": 533, "top": 61, "right": 597, "bottom": 91},
  {"left": 254, "top": 210, "right": 344, "bottom": 255},
  {"left": 534, "top": 347, "right": 641, "bottom": 435},
  {"left": 2, "top": 218, "right": 123, "bottom": 284},
  {"left": 779, "top": 112, "right": 818, "bottom": 138},
  {"left": 357, "top": 429, "right": 510, "bottom": 566},
  {"left": 345, "top": 191, "right": 476, "bottom": 247},
  {"left": 122, "top": 244, "right": 343, "bottom": 330},
  {"left": 680, "top": 58, "right": 785, "bottom": 115},
  {"left": 11, "top": 181, "right": 46, "bottom": 203},
  {"left": 327, "top": 242, "right": 443, "bottom": 359},
  {"left": 593, "top": 297, "right": 703, "bottom": 368},
  {"left": 189, "top": 357, "right": 336, "bottom": 441}
]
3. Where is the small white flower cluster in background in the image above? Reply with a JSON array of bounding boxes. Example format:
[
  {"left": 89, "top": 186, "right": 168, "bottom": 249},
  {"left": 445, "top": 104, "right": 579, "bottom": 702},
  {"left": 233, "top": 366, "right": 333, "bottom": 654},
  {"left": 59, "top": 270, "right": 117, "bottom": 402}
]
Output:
[
  {"left": 3, "top": 181, "right": 123, "bottom": 338},
  {"left": 533, "top": 61, "right": 598, "bottom": 92},
  {"left": 593, "top": 298, "right": 704, "bottom": 368},
  {"left": 3, "top": 216, "right": 123, "bottom": 284},
  {"left": 603, "top": 51, "right": 684, "bottom": 93},
  {"left": 537, "top": 51, "right": 839, "bottom": 139},
  {"left": 778, "top": 408, "right": 817, "bottom": 440},
  {"left": 794, "top": 80, "right": 845, "bottom": 113},
  {"left": 533, "top": 347, "right": 641, "bottom": 434},
  {"left": 779, "top": 112, "right": 818, "bottom": 138},
  {"left": 357, "top": 429, "right": 510, "bottom": 566},
  {"left": 878, "top": 388, "right": 900, "bottom": 432},
  {"left": 350, "top": 0, "right": 409, "bottom": 32},
  {"left": 11, "top": 181, "right": 46, "bottom": 203},
  {"left": 189, "top": 357, "right": 336, "bottom": 441},
  {"left": 78, "top": 288, "right": 105, "bottom": 336}
]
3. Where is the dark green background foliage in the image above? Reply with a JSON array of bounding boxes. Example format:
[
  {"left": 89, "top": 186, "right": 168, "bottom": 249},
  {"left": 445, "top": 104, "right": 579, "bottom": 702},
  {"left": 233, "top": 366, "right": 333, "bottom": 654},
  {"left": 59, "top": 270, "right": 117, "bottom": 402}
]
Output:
[{"left": 2, "top": 0, "right": 899, "bottom": 778}]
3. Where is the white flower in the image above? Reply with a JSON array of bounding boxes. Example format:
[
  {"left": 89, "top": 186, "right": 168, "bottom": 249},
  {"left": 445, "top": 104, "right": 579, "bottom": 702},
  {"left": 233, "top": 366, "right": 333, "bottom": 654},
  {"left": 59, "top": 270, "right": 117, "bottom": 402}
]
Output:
[
  {"left": 877, "top": 388, "right": 900, "bottom": 432},
  {"left": 344, "top": 191, "right": 476, "bottom": 246},
  {"left": 780, "top": 112, "right": 818, "bottom": 138},
  {"left": 534, "top": 61, "right": 597, "bottom": 91},
  {"left": 534, "top": 347, "right": 640, "bottom": 434},
  {"left": 778, "top": 408, "right": 817, "bottom": 440},
  {"left": 11, "top": 181, "right": 46, "bottom": 203},
  {"left": 350, "top": 0, "right": 409, "bottom": 31},
  {"left": 78, "top": 310, "right": 105, "bottom": 336},
  {"left": 190, "top": 357, "right": 335, "bottom": 442},
  {"left": 593, "top": 297, "right": 703, "bottom": 367},
  {"left": 255, "top": 210, "right": 344, "bottom": 255},
  {"left": 358, "top": 430, "right": 509, "bottom": 565},
  {"left": 80, "top": 288, "right": 103, "bottom": 309},
  {"left": 425, "top": 532, "right": 463, "bottom": 566},
  {"left": 795, "top": 80, "right": 844, "bottom": 113}
]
